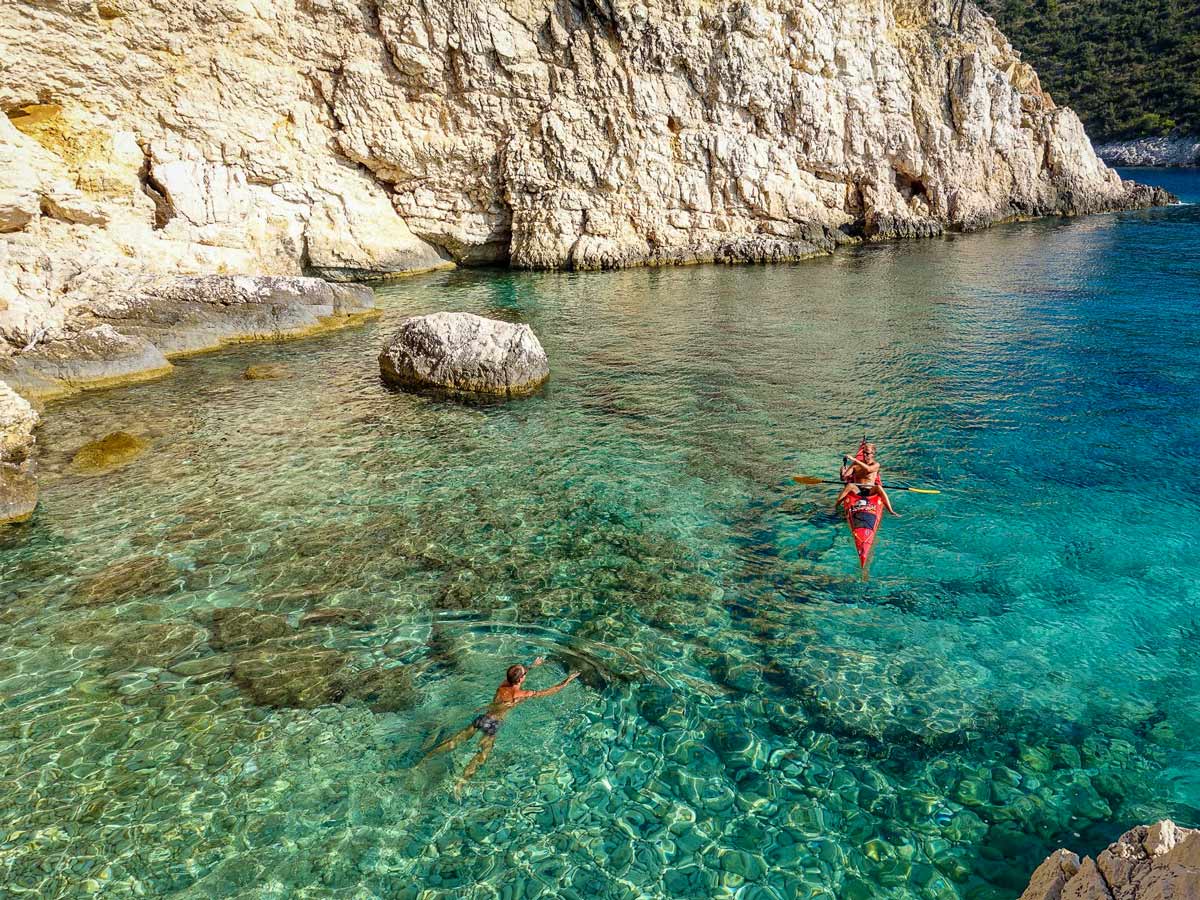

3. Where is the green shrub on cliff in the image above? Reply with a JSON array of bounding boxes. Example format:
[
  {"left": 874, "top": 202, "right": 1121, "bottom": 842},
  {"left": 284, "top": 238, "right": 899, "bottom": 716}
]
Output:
[{"left": 977, "top": 0, "right": 1200, "bottom": 140}]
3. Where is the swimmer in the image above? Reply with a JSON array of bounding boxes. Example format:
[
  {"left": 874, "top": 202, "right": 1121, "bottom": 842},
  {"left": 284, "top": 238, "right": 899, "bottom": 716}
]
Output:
[{"left": 422, "top": 657, "right": 579, "bottom": 793}]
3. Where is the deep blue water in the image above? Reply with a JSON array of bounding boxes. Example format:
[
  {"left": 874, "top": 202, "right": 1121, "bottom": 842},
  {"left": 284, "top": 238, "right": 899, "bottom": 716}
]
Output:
[{"left": 0, "top": 169, "right": 1196, "bottom": 899}]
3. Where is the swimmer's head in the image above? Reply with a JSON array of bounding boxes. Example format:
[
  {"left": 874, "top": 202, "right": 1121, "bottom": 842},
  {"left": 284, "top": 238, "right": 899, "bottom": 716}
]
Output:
[{"left": 506, "top": 664, "right": 527, "bottom": 685}]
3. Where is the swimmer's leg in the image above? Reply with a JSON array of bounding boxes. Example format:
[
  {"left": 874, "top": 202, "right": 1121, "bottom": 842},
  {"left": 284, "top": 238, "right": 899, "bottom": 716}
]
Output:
[
  {"left": 454, "top": 734, "right": 496, "bottom": 796},
  {"left": 420, "top": 723, "right": 477, "bottom": 763}
]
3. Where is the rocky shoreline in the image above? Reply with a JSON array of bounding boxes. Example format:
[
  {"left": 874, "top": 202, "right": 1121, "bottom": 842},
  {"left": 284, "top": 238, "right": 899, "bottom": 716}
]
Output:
[
  {"left": 0, "top": 272, "right": 379, "bottom": 523},
  {"left": 1020, "top": 820, "right": 1200, "bottom": 899},
  {"left": 1, "top": 0, "right": 1177, "bottom": 362},
  {"left": 0, "top": 0, "right": 1181, "bottom": 525},
  {"left": 1097, "top": 135, "right": 1200, "bottom": 168}
]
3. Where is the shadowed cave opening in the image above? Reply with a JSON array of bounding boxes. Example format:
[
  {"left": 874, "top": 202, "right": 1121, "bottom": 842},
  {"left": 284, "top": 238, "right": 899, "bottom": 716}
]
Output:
[{"left": 895, "top": 171, "right": 930, "bottom": 203}]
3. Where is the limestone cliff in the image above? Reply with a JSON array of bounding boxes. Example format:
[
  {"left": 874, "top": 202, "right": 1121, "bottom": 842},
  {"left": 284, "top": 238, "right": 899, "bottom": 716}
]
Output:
[{"left": 0, "top": 0, "right": 1173, "bottom": 389}]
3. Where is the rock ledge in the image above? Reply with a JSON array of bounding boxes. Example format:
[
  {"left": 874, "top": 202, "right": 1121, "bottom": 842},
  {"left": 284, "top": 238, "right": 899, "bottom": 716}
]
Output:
[{"left": 0, "top": 275, "right": 376, "bottom": 399}]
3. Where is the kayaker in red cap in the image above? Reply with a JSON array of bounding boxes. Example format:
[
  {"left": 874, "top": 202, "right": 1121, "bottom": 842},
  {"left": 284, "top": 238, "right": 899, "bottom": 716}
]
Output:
[{"left": 835, "top": 443, "right": 900, "bottom": 516}]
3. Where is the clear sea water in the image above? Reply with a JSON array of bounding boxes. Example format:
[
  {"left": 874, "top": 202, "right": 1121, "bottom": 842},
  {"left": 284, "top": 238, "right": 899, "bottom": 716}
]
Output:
[{"left": 2, "top": 169, "right": 1198, "bottom": 899}]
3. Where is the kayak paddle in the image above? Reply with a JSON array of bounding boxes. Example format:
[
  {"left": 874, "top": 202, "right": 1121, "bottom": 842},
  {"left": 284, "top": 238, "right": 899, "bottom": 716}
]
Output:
[{"left": 791, "top": 476, "right": 942, "bottom": 495}]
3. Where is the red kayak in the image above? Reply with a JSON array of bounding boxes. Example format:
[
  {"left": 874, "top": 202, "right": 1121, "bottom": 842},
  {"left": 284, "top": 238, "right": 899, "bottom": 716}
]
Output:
[{"left": 843, "top": 440, "right": 884, "bottom": 579}]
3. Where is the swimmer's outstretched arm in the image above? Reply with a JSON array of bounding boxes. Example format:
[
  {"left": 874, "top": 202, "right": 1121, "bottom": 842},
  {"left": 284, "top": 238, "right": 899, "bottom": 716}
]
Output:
[{"left": 515, "top": 671, "right": 579, "bottom": 702}]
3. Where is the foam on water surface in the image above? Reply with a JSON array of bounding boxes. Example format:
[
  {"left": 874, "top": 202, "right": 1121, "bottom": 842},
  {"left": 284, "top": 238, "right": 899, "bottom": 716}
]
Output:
[{"left": 1, "top": 172, "right": 1198, "bottom": 898}]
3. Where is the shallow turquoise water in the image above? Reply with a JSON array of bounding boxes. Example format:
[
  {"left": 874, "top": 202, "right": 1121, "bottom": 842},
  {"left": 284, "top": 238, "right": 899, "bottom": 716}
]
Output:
[{"left": 2, "top": 171, "right": 1198, "bottom": 898}]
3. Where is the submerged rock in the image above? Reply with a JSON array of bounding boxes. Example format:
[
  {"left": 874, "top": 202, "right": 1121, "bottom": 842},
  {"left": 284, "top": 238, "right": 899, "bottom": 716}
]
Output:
[
  {"left": 231, "top": 647, "right": 350, "bottom": 709},
  {"left": 335, "top": 665, "right": 421, "bottom": 713},
  {"left": 71, "top": 555, "right": 180, "bottom": 607},
  {"left": 71, "top": 431, "right": 148, "bottom": 473},
  {"left": 111, "top": 621, "right": 206, "bottom": 670},
  {"left": 242, "top": 364, "right": 289, "bottom": 380},
  {"left": 379, "top": 312, "right": 549, "bottom": 397},
  {"left": 209, "top": 608, "right": 292, "bottom": 651},
  {"left": 229, "top": 645, "right": 418, "bottom": 711},
  {"left": 299, "top": 607, "right": 372, "bottom": 629},
  {"left": 0, "top": 380, "right": 38, "bottom": 524},
  {"left": 1018, "top": 820, "right": 1200, "bottom": 900},
  {"left": 54, "top": 617, "right": 205, "bottom": 671}
]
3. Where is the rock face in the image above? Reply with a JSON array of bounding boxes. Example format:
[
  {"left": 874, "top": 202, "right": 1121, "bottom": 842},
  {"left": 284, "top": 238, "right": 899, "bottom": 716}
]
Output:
[
  {"left": 379, "top": 312, "right": 550, "bottom": 397},
  {"left": 1097, "top": 135, "right": 1200, "bottom": 168},
  {"left": 0, "top": 379, "right": 38, "bottom": 524},
  {"left": 0, "top": 0, "right": 1174, "bottom": 377},
  {"left": 1019, "top": 820, "right": 1200, "bottom": 900}
]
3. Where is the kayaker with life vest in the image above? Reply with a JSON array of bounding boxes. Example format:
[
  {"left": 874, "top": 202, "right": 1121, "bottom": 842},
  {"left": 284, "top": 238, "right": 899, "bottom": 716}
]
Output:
[{"left": 834, "top": 443, "right": 900, "bottom": 517}]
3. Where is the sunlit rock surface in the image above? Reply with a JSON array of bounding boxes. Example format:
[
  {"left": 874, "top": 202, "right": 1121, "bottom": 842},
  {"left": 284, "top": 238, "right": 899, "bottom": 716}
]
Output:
[
  {"left": 1019, "top": 820, "right": 1200, "bottom": 900},
  {"left": 0, "top": 378, "right": 37, "bottom": 523},
  {"left": 379, "top": 312, "right": 550, "bottom": 397}
]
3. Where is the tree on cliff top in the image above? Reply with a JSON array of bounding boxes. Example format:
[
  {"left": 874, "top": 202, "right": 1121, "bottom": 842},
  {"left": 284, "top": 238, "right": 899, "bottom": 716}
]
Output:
[{"left": 977, "top": 0, "right": 1200, "bottom": 141}]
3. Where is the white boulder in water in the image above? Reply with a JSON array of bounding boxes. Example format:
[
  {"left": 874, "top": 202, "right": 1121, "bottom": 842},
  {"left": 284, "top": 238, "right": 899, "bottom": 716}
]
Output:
[{"left": 379, "top": 312, "right": 549, "bottom": 398}]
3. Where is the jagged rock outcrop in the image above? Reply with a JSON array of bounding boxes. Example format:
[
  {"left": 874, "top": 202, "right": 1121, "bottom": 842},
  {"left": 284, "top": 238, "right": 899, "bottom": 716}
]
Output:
[
  {"left": 0, "top": 379, "right": 38, "bottom": 524},
  {"left": 1019, "top": 820, "right": 1200, "bottom": 900},
  {"left": 379, "top": 312, "right": 550, "bottom": 396},
  {"left": 1097, "top": 135, "right": 1200, "bottom": 168},
  {"left": 0, "top": 0, "right": 1175, "bottom": 388}
]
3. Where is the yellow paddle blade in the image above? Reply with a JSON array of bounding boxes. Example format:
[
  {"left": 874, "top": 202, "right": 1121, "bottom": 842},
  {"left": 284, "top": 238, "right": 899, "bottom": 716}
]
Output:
[
  {"left": 903, "top": 487, "right": 941, "bottom": 495},
  {"left": 792, "top": 476, "right": 826, "bottom": 485}
]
